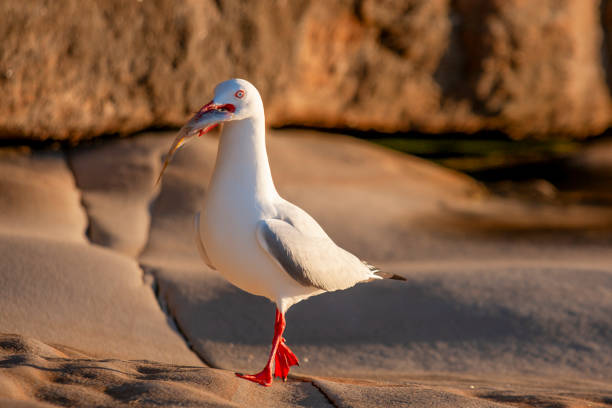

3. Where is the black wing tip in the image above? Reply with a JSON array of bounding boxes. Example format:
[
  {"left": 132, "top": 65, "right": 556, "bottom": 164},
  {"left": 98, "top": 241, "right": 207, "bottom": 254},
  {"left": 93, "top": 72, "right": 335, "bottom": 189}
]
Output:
[
  {"left": 362, "top": 261, "right": 406, "bottom": 281},
  {"left": 374, "top": 271, "right": 407, "bottom": 281}
]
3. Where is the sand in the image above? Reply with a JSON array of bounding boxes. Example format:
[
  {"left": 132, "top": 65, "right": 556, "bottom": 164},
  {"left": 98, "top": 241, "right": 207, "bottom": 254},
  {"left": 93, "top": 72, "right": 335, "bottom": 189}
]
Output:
[
  {"left": 1, "top": 129, "right": 611, "bottom": 406},
  {"left": 2, "top": 333, "right": 610, "bottom": 407}
]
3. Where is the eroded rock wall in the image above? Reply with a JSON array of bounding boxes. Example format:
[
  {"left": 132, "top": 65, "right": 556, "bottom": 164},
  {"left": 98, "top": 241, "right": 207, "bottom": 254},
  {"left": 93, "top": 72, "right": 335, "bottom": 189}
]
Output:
[{"left": 1, "top": 0, "right": 612, "bottom": 140}]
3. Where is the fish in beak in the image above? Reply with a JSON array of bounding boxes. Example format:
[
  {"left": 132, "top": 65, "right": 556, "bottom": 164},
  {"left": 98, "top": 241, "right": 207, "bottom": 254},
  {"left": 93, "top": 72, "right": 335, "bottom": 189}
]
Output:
[{"left": 156, "top": 101, "right": 235, "bottom": 185}]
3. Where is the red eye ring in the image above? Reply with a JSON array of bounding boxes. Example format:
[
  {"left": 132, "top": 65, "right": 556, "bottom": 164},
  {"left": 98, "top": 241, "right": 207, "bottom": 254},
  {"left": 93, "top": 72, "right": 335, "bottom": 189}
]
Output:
[{"left": 235, "top": 89, "right": 245, "bottom": 99}]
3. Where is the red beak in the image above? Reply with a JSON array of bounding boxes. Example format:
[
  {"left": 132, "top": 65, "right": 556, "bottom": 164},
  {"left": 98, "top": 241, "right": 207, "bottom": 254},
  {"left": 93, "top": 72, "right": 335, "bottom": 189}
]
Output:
[{"left": 156, "top": 100, "right": 236, "bottom": 185}]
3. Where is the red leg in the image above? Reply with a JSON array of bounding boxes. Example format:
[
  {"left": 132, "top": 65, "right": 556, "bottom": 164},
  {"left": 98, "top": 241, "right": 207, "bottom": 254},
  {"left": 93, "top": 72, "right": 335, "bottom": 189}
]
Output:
[{"left": 236, "top": 308, "right": 298, "bottom": 386}]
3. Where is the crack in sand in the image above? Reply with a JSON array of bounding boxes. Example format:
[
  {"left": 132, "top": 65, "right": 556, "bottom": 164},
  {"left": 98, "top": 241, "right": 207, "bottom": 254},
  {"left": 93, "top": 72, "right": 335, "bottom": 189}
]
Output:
[
  {"left": 134, "top": 145, "right": 215, "bottom": 369},
  {"left": 63, "top": 149, "right": 93, "bottom": 243},
  {"left": 286, "top": 374, "right": 340, "bottom": 408},
  {"left": 308, "top": 381, "right": 341, "bottom": 408},
  {"left": 64, "top": 142, "right": 211, "bottom": 368},
  {"left": 140, "top": 264, "right": 215, "bottom": 369}
]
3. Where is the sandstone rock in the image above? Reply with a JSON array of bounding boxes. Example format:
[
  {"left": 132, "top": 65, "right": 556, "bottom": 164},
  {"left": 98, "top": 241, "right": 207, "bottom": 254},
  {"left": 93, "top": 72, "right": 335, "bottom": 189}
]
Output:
[
  {"left": 312, "top": 379, "right": 506, "bottom": 408},
  {"left": 69, "top": 134, "right": 170, "bottom": 257},
  {"left": 0, "top": 233, "right": 202, "bottom": 366},
  {"left": 0, "top": 0, "right": 610, "bottom": 140},
  {"left": 0, "top": 145, "right": 201, "bottom": 366},
  {"left": 451, "top": 0, "right": 611, "bottom": 137},
  {"left": 0, "top": 333, "right": 332, "bottom": 408},
  {"left": 0, "top": 150, "right": 86, "bottom": 243},
  {"left": 3, "top": 333, "right": 609, "bottom": 408}
]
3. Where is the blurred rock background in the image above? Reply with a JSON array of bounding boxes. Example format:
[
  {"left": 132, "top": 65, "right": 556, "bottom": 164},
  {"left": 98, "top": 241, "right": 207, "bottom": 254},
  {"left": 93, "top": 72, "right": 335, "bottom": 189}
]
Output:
[{"left": 3, "top": 0, "right": 612, "bottom": 141}]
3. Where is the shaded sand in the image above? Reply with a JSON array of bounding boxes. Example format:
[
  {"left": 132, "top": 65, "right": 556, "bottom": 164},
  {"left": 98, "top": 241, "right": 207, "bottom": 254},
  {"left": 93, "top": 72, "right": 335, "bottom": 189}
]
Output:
[
  {"left": 144, "top": 260, "right": 612, "bottom": 379},
  {"left": 127, "top": 130, "right": 612, "bottom": 379},
  {"left": 312, "top": 379, "right": 505, "bottom": 408},
  {"left": 1, "top": 129, "right": 612, "bottom": 406},
  {"left": 311, "top": 375, "right": 612, "bottom": 408},
  {"left": 68, "top": 135, "right": 170, "bottom": 257},
  {"left": 2, "top": 334, "right": 611, "bottom": 408},
  {"left": 0, "top": 147, "right": 200, "bottom": 365}
]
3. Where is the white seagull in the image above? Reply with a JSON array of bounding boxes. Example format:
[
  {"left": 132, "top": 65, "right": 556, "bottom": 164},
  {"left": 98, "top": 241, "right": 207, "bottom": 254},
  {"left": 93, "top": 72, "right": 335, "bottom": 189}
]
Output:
[{"left": 157, "top": 78, "right": 405, "bottom": 386}]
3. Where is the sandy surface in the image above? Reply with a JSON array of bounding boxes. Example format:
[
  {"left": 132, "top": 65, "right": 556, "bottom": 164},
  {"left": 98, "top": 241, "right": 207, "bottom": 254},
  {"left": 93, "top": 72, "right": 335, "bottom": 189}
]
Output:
[
  {"left": 1, "top": 129, "right": 611, "bottom": 406},
  {"left": 0, "top": 146, "right": 202, "bottom": 366},
  {"left": 1, "top": 334, "right": 610, "bottom": 408}
]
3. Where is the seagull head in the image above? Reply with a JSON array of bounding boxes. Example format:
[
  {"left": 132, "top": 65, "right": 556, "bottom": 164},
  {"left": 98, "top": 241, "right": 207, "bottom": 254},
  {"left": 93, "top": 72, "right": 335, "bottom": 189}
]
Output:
[{"left": 156, "top": 78, "right": 262, "bottom": 184}]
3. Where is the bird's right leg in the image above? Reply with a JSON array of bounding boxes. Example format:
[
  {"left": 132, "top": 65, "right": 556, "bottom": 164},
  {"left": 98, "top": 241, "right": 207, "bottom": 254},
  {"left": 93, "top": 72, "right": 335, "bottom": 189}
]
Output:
[{"left": 236, "top": 308, "right": 286, "bottom": 386}]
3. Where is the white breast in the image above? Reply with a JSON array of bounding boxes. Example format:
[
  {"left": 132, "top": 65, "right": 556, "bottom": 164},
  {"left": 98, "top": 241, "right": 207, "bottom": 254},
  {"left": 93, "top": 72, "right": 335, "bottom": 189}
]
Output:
[{"left": 200, "top": 117, "right": 317, "bottom": 304}]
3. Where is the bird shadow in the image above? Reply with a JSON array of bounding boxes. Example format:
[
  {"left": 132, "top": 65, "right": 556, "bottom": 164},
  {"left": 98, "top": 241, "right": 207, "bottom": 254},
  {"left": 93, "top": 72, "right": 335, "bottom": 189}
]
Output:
[{"left": 167, "top": 277, "right": 545, "bottom": 348}]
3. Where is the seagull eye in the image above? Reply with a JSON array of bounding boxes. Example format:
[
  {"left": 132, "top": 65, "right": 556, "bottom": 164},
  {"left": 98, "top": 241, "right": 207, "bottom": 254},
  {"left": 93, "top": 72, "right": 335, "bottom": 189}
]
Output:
[{"left": 234, "top": 90, "right": 245, "bottom": 99}]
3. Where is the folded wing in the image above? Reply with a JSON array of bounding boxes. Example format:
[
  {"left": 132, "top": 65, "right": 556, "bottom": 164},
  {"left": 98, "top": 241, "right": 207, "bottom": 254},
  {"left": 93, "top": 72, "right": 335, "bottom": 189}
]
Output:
[{"left": 256, "top": 217, "right": 380, "bottom": 292}]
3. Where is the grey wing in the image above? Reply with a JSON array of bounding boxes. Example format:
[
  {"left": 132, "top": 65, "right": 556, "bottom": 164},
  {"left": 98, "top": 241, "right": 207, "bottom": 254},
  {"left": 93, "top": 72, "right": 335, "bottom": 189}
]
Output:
[
  {"left": 256, "top": 218, "right": 380, "bottom": 292},
  {"left": 194, "top": 212, "right": 216, "bottom": 270}
]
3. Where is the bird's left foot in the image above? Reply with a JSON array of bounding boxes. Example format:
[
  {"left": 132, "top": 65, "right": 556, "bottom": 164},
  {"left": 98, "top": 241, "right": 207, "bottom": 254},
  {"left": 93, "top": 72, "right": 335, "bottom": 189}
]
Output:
[{"left": 235, "top": 369, "right": 273, "bottom": 386}]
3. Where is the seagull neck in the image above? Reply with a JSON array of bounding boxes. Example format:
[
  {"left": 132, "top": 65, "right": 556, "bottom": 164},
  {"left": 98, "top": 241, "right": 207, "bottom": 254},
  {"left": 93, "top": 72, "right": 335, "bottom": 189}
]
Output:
[{"left": 214, "top": 114, "right": 278, "bottom": 199}]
